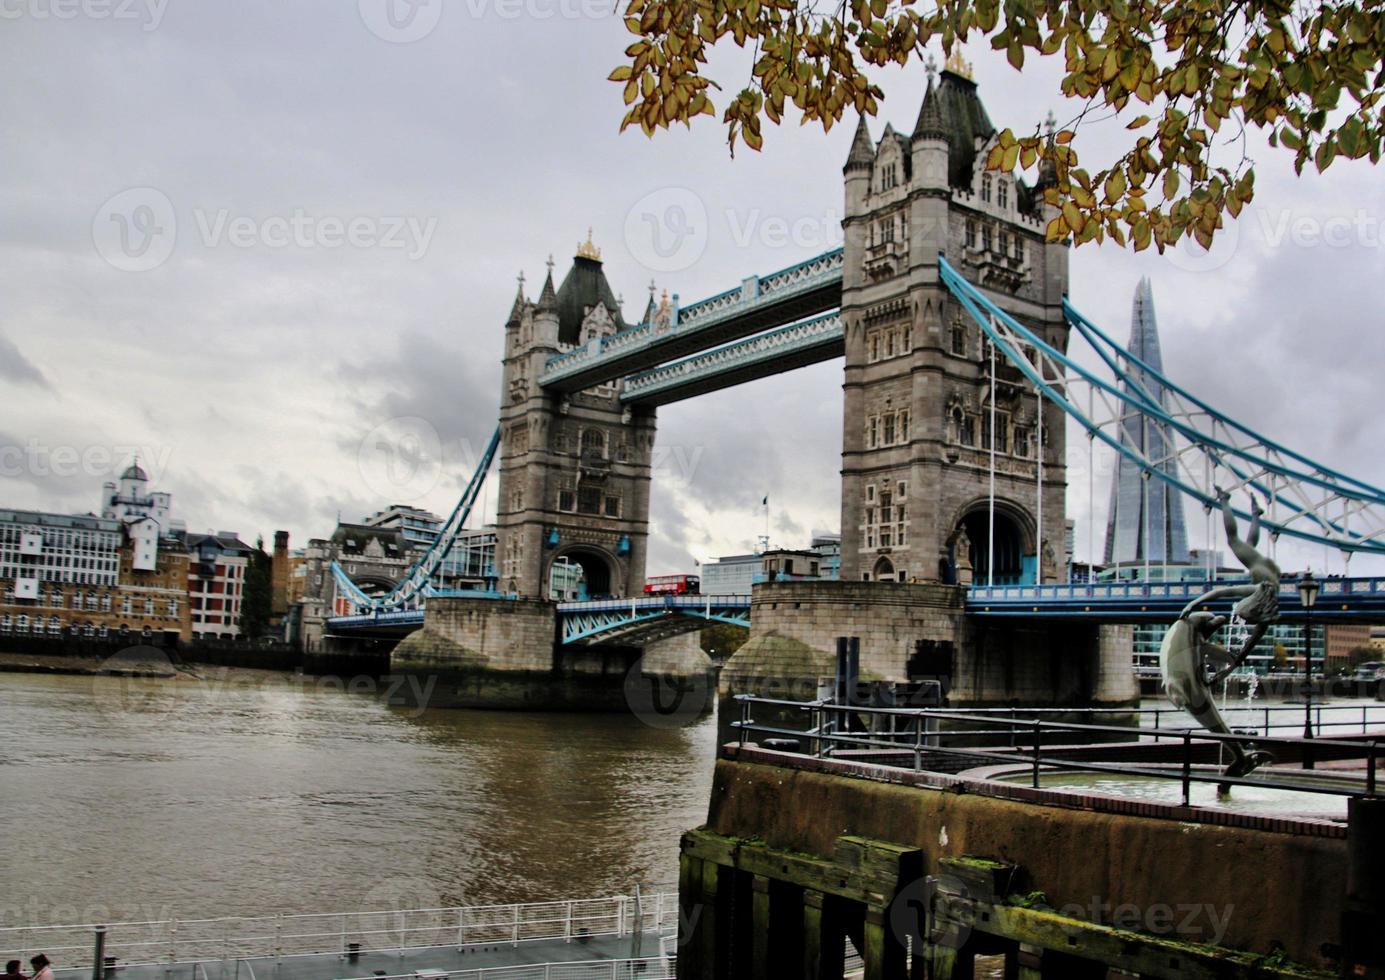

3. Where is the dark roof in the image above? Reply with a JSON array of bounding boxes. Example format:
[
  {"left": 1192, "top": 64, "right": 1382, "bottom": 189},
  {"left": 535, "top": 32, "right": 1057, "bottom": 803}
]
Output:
[
  {"left": 185, "top": 531, "right": 254, "bottom": 554},
  {"left": 329, "top": 522, "right": 405, "bottom": 557},
  {"left": 913, "top": 69, "right": 996, "bottom": 188},
  {"left": 121, "top": 461, "right": 148, "bottom": 481},
  {"left": 555, "top": 255, "right": 625, "bottom": 345}
]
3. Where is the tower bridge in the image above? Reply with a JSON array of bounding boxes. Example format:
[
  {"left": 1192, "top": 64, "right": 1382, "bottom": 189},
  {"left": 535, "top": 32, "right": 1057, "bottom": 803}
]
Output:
[{"left": 321, "top": 62, "right": 1385, "bottom": 711}]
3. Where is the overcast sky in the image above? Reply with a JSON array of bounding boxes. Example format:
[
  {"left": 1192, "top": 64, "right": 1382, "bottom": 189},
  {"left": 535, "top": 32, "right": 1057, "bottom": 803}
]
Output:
[{"left": 2, "top": 2, "right": 1382, "bottom": 576}]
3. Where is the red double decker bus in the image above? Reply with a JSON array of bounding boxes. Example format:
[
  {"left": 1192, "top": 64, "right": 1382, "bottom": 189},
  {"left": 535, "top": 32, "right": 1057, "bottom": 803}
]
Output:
[{"left": 644, "top": 574, "right": 701, "bottom": 596}]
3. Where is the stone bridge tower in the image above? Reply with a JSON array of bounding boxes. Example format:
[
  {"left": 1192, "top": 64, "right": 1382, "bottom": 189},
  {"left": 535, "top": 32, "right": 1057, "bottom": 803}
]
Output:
[
  {"left": 494, "top": 235, "right": 656, "bottom": 600},
  {"left": 839, "top": 55, "right": 1071, "bottom": 586}
]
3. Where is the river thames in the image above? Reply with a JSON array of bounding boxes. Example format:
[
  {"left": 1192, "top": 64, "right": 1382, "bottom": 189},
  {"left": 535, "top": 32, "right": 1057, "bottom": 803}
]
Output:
[{"left": 0, "top": 670, "right": 715, "bottom": 927}]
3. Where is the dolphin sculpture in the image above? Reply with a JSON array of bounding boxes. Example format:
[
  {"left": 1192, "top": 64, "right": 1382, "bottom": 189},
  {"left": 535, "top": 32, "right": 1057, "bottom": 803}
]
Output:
[
  {"left": 1160, "top": 600, "right": 1274, "bottom": 777},
  {"left": 1159, "top": 490, "right": 1281, "bottom": 777}
]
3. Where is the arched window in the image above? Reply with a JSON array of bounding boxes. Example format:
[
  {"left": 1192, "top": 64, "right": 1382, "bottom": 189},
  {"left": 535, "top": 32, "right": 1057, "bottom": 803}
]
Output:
[
  {"left": 580, "top": 428, "right": 607, "bottom": 459},
  {"left": 981, "top": 174, "right": 993, "bottom": 203},
  {"left": 998, "top": 179, "right": 1009, "bottom": 210}
]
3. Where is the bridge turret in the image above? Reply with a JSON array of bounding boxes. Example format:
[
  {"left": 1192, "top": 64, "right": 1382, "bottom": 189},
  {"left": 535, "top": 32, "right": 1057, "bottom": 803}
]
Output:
[
  {"left": 910, "top": 77, "right": 950, "bottom": 193},
  {"left": 533, "top": 261, "right": 561, "bottom": 350}
]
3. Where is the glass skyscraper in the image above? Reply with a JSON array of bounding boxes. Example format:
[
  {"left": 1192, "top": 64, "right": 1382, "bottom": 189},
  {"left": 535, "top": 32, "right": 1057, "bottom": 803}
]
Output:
[{"left": 1103, "top": 278, "right": 1191, "bottom": 570}]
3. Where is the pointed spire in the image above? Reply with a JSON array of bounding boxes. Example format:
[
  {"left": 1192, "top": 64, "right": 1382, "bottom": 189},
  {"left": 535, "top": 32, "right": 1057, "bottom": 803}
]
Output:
[
  {"left": 844, "top": 113, "right": 874, "bottom": 173},
  {"left": 506, "top": 271, "right": 527, "bottom": 324},
  {"left": 536, "top": 255, "right": 558, "bottom": 314},
  {"left": 914, "top": 78, "right": 948, "bottom": 141},
  {"left": 642, "top": 279, "right": 658, "bottom": 324}
]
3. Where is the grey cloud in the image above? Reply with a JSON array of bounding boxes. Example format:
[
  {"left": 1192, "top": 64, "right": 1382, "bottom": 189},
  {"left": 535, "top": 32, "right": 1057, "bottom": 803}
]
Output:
[{"left": 0, "top": 334, "right": 49, "bottom": 388}]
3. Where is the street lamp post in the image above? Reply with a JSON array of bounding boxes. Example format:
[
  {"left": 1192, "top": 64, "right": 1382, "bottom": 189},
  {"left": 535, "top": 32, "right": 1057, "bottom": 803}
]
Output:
[{"left": 1299, "top": 570, "right": 1319, "bottom": 740}]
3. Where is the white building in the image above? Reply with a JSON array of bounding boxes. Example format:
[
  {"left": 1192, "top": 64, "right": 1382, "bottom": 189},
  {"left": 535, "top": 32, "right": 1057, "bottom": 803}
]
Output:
[
  {"left": 100, "top": 459, "right": 184, "bottom": 571},
  {"left": 0, "top": 509, "right": 122, "bottom": 594}
]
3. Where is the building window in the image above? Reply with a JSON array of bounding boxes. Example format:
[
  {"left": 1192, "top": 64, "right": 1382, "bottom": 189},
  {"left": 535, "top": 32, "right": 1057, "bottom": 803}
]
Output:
[
  {"left": 558, "top": 490, "right": 576, "bottom": 512},
  {"left": 981, "top": 173, "right": 992, "bottom": 203},
  {"left": 603, "top": 496, "right": 621, "bottom": 518},
  {"left": 883, "top": 414, "right": 896, "bottom": 445},
  {"left": 1015, "top": 426, "right": 1033, "bottom": 458},
  {"left": 998, "top": 179, "right": 1009, "bottom": 210},
  {"left": 580, "top": 428, "right": 607, "bottom": 459},
  {"left": 577, "top": 486, "right": 602, "bottom": 515},
  {"left": 982, "top": 224, "right": 993, "bottom": 251},
  {"left": 960, "top": 414, "right": 976, "bottom": 447},
  {"left": 966, "top": 220, "right": 976, "bottom": 249}
]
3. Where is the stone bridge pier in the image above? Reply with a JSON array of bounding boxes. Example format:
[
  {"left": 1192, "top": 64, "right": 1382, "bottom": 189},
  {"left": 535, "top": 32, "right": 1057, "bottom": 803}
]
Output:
[
  {"left": 389, "top": 594, "right": 714, "bottom": 711},
  {"left": 717, "top": 581, "right": 1135, "bottom": 742}
]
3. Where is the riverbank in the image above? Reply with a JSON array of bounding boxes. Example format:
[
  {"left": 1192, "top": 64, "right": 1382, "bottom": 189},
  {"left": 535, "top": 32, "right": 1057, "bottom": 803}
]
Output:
[{"left": 0, "top": 650, "right": 314, "bottom": 689}]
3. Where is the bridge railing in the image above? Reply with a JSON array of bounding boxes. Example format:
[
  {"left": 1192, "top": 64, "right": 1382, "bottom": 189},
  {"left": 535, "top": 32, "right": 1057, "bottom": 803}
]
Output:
[
  {"left": 730, "top": 695, "right": 1384, "bottom": 808},
  {"left": 557, "top": 594, "right": 750, "bottom": 613},
  {"left": 0, "top": 893, "right": 677, "bottom": 971},
  {"left": 968, "top": 575, "right": 1385, "bottom": 606}
]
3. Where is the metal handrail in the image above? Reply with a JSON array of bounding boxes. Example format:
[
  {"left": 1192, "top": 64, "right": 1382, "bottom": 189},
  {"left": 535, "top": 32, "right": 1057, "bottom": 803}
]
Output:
[
  {"left": 1, "top": 893, "right": 678, "bottom": 971},
  {"left": 731, "top": 695, "right": 1381, "bottom": 807}
]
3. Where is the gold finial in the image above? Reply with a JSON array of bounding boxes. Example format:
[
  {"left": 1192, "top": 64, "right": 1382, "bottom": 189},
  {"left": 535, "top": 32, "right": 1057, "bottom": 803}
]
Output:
[
  {"left": 575, "top": 227, "right": 602, "bottom": 261},
  {"left": 944, "top": 49, "right": 973, "bottom": 80}
]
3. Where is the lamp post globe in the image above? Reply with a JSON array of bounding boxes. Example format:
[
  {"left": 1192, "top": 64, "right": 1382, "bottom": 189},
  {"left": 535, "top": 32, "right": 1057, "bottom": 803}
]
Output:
[{"left": 1298, "top": 570, "right": 1319, "bottom": 740}]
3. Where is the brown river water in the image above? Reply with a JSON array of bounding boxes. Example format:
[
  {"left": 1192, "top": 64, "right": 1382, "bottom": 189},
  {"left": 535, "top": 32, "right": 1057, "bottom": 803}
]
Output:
[{"left": 0, "top": 669, "right": 716, "bottom": 928}]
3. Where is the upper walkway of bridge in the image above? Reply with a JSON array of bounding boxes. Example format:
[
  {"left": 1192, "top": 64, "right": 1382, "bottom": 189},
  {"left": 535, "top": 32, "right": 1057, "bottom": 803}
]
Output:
[{"left": 538, "top": 248, "right": 843, "bottom": 395}]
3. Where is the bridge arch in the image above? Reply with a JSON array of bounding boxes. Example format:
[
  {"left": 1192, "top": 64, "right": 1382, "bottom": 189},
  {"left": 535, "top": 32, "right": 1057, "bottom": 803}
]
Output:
[
  {"left": 947, "top": 496, "right": 1036, "bottom": 586},
  {"left": 545, "top": 546, "right": 619, "bottom": 601}
]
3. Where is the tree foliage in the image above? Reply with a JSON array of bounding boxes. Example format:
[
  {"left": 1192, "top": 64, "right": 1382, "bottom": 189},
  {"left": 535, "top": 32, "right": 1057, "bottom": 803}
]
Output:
[
  {"left": 610, "top": 0, "right": 1385, "bottom": 251},
  {"left": 239, "top": 537, "right": 273, "bottom": 640}
]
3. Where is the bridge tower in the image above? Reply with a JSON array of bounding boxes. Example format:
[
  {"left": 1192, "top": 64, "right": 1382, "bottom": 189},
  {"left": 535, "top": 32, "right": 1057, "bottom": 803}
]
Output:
[
  {"left": 839, "top": 55, "right": 1070, "bottom": 586},
  {"left": 494, "top": 234, "right": 656, "bottom": 600}
]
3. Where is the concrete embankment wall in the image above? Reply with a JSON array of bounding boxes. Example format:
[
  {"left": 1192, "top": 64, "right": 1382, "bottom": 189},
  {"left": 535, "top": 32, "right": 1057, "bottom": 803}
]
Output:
[{"left": 702, "top": 747, "right": 1347, "bottom": 970}]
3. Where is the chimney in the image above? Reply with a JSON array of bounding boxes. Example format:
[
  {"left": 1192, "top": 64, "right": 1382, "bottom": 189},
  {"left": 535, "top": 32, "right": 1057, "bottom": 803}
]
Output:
[{"left": 271, "top": 530, "right": 290, "bottom": 617}]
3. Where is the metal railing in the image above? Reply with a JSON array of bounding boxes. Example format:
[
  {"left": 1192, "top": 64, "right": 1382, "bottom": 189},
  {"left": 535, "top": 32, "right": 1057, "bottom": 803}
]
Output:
[
  {"left": 1, "top": 894, "right": 678, "bottom": 972},
  {"left": 731, "top": 695, "right": 1383, "bottom": 808},
  {"left": 926, "top": 702, "right": 1385, "bottom": 739},
  {"left": 317, "top": 958, "right": 672, "bottom": 980}
]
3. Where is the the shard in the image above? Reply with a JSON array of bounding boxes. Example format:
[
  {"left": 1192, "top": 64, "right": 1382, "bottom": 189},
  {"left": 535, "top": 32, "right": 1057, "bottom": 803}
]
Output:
[{"left": 1103, "top": 279, "right": 1190, "bottom": 568}]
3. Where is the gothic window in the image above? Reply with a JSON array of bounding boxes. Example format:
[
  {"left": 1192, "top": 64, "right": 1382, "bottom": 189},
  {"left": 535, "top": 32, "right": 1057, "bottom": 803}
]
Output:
[
  {"left": 558, "top": 490, "right": 576, "bottom": 512},
  {"left": 897, "top": 481, "right": 908, "bottom": 499},
  {"left": 869, "top": 332, "right": 881, "bottom": 362},
  {"left": 580, "top": 428, "right": 606, "bottom": 459},
  {"left": 866, "top": 485, "right": 876, "bottom": 502},
  {"left": 982, "top": 412, "right": 1011, "bottom": 454},
  {"left": 880, "top": 528, "right": 892, "bottom": 548},
  {"left": 577, "top": 486, "right": 602, "bottom": 515},
  {"left": 966, "top": 220, "right": 977, "bottom": 249},
  {"left": 603, "top": 496, "right": 621, "bottom": 518},
  {"left": 898, "top": 410, "right": 910, "bottom": 441},
  {"left": 981, "top": 174, "right": 992, "bottom": 203},
  {"left": 885, "top": 331, "right": 895, "bottom": 357},
  {"left": 901, "top": 327, "right": 911, "bottom": 351},
  {"left": 998, "top": 179, "right": 1009, "bottom": 210},
  {"left": 982, "top": 224, "right": 993, "bottom": 251},
  {"left": 511, "top": 488, "right": 524, "bottom": 512},
  {"left": 951, "top": 323, "right": 968, "bottom": 356},
  {"left": 999, "top": 231, "right": 1009, "bottom": 256},
  {"left": 879, "top": 490, "right": 893, "bottom": 524},
  {"left": 883, "top": 414, "right": 896, "bottom": 444},
  {"left": 1014, "top": 427, "right": 1033, "bottom": 458},
  {"left": 960, "top": 414, "right": 976, "bottom": 447}
]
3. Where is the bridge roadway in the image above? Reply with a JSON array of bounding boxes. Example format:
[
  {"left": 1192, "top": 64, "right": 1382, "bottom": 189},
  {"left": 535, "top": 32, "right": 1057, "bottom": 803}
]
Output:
[{"left": 323, "top": 576, "right": 1385, "bottom": 641}]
